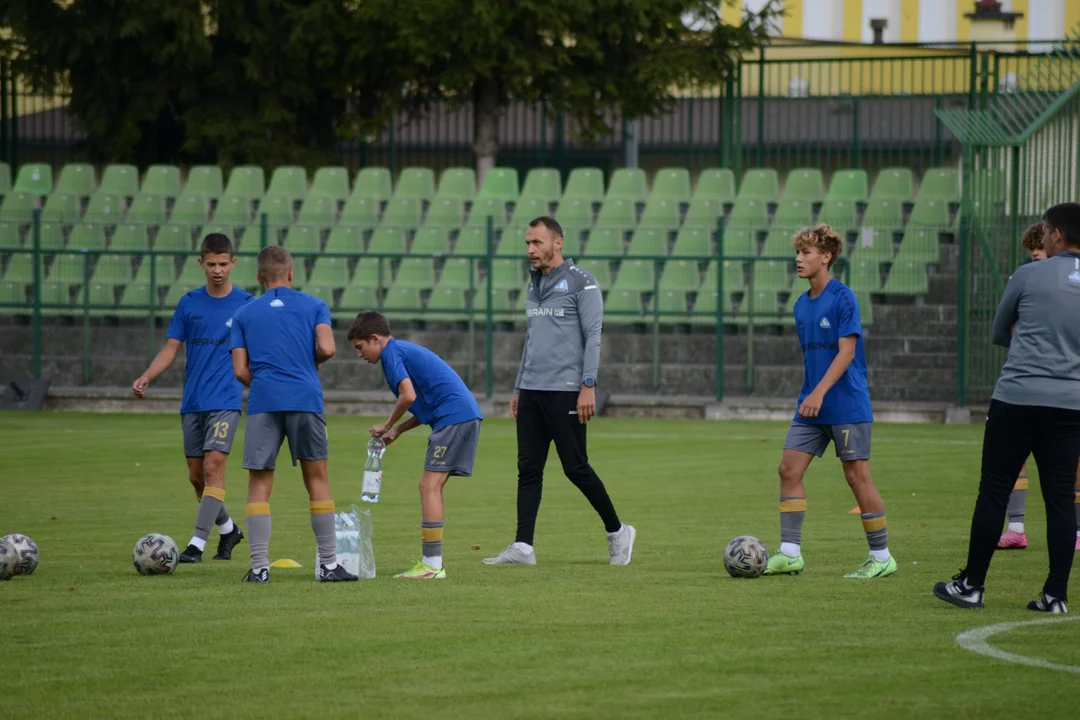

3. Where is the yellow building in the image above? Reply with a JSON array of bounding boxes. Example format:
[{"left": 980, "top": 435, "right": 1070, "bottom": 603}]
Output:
[{"left": 723, "top": 0, "right": 1078, "bottom": 45}]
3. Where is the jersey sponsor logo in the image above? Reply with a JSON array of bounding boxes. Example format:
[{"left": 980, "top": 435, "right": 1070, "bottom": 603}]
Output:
[
  {"left": 801, "top": 341, "right": 838, "bottom": 352},
  {"left": 554, "top": 279, "right": 568, "bottom": 292},
  {"left": 270, "top": 299, "right": 285, "bottom": 308},
  {"left": 526, "top": 307, "right": 566, "bottom": 318},
  {"left": 190, "top": 337, "right": 228, "bottom": 347},
  {"left": 819, "top": 317, "right": 831, "bottom": 329}
]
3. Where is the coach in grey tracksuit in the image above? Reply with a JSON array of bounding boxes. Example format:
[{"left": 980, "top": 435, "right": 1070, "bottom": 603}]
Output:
[
  {"left": 483, "top": 216, "right": 636, "bottom": 566},
  {"left": 934, "top": 202, "right": 1080, "bottom": 612}
]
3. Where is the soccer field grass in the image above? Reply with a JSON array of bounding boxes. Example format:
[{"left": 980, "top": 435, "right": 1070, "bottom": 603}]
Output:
[{"left": 1, "top": 412, "right": 1078, "bottom": 719}]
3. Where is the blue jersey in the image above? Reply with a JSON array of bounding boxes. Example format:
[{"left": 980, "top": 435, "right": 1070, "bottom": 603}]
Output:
[
  {"left": 229, "top": 287, "right": 331, "bottom": 415},
  {"left": 166, "top": 286, "right": 254, "bottom": 414},
  {"left": 380, "top": 339, "right": 483, "bottom": 430},
  {"left": 792, "top": 279, "right": 873, "bottom": 425}
]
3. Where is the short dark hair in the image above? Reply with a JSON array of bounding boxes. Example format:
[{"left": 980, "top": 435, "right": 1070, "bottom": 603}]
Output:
[
  {"left": 347, "top": 310, "right": 391, "bottom": 341},
  {"left": 200, "top": 232, "right": 233, "bottom": 257},
  {"left": 528, "top": 216, "right": 563, "bottom": 239},
  {"left": 1043, "top": 203, "right": 1080, "bottom": 248},
  {"left": 1020, "top": 223, "right": 1043, "bottom": 253},
  {"left": 256, "top": 245, "right": 293, "bottom": 283}
]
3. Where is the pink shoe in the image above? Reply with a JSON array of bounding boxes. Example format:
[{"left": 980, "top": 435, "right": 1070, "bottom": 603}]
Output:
[{"left": 997, "top": 530, "right": 1028, "bottom": 550}]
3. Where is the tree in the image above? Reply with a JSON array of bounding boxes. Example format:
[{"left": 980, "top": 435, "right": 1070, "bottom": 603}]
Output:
[{"left": 364, "top": 0, "right": 781, "bottom": 180}]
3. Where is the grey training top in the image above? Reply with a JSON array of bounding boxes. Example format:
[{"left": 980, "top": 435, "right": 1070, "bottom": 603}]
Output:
[
  {"left": 991, "top": 249, "right": 1080, "bottom": 410},
  {"left": 514, "top": 259, "right": 603, "bottom": 393}
]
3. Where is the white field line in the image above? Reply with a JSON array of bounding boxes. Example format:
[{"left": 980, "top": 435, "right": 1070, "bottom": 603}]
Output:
[{"left": 955, "top": 616, "right": 1080, "bottom": 674}]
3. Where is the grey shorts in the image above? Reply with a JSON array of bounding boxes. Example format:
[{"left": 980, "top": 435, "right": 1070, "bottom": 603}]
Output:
[
  {"left": 783, "top": 421, "right": 871, "bottom": 461},
  {"left": 424, "top": 419, "right": 481, "bottom": 476},
  {"left": 181, "top": 410, "right": 240, "bottom": 458},
  {"left": 242, "top": 412, "right": 328, "bottom": 470}
]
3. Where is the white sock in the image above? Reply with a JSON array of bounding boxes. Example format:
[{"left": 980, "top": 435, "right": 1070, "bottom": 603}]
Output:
[
  {"left": 512, "top": 542, "right": 534, "bottom": 554},
  {"left": 779, "top": 542, "right": 800, "bottom": 558},
  {"left": 1008, "top": 522, "right": 1025, "bottom": 534},
  {"left": 323, "top": 561, "right": 338, "bottom": 570},
  {"left": 606, "top": 525, "right": 624, "bottom": 538},
  {"left": 218, "top": 518, "right": 235, "bottom": 534},
  {"left": 188, "top": 536, "right": 206, "bottom": 551},
  {"left": 870, "top": 548, "right": 891, "bottom": 563},
  {"left": 423, "top": 555, "right": 443, "bottom": 570}
]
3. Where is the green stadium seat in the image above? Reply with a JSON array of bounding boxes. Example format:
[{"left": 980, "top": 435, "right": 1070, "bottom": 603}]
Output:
[
  {"left": 109, "top": 224, "right": 150, "bottom": 251},
  {"left": 171, "top": 194, "right": 211, "bottom": 225},
  {"left": 683, "top": 197, "right": 724, "bottom": 229},
  {"left": 638, "top": 198, "right": 680, "bottom": 229},
  {"left": 311, "top": 167, "right": 350, "bottom": 202},
  {"left": 177, "top": 257, "right": 208, "bottom": 287},
  {"left": 854, "top": 291, "right": 874, "bottom": 327},
  {"left": 604, "top": 288, "right": 645, "bottom": 324},
  {"left": 116, "top": 283, "right": 156, "bottom": 316},
  {"left": 231, "top": 256, "right": 260, "bottom": 290},
  {"left": 335, "top": 285, "right": 379, "bottom": 320},
  {"left": 826, "top": 169, "right": 869, "bottom": 202},
  {"left": 870, "top": 167, "right": 915, "bottom": 201},
  {"left": 238, "top": 223, "right": 272, "bottom": 249},
  {"left": 908, "top": 198, "right": 950, "bottom": 228},
  {"left": 0, "top": 281, "right": 26, "bottom": 311},
  {"left": 509, "top": 197, "right": 549, "bottom": 227},
  {"left": 184, "top": 166, "right": 224, "bottom": 199},
  {"left": 575, "top": 260, "right": 612, "bottom": 288},
  {"left": 297, "top": 196, "right": 336, "bottom": 227},
  {"left": 83, "top": 192, "right": 124, "bottom": 224},
  {"left": 265, "top": 166, "right": 308, "bottom": 201},
  {"left": 740, "top": 289, "right": 783, "bottom": 325},
  {"left": 721, "top": 228, "right": 755, "bottom": 257},
  {"left": 627, "top": 228, "right": 667, "bottom": 256},
  {"left": 339, "top": 195, "right": 380, "bottom": 229},
  {"left": 0, "top": 220, "right": 23, "bottom": 247},
  {"left": 283, "top": 225, "right": 322, "bottom": 255},
  {"left": 651, "top": 168, "right": 692, "bottom": 203},
  {"left": 163, "top": 283, "right": 200, "bottom": 309},
  {"left": 659, "top": 259, "right": 701, "bottom": 290},
  {"left": 761, "top": 230, "right": 794, "bottom": 258},
  {"left": 133, "top": 255, "right": 178, "bottom": 286},
  {"left": 128, "top": 194, "right": 167, "bottom": 225},
  {"left": 490, "top": 259, "right": 525, "bottom": 290},
  {"left": 613, "top": 259, "right": 656, "bottom": 291},
  {"left": 584, "top": 227, "right": 625, "bottom": 256},
  {"left": 47, "top": 253, "right": 88, "bottom": 285},
  {"left": 37, "top": 222, "right": 67, "bottom": 251},
  {"left": 411, "top": 227, "right": 451, "bottom": 255},
  {"left": 559, "top": 226, "right": 584, "bottom": 257},
  {"left": 882, "top": 257, "right": 928, "bottom": 295},
  {"left": 438, "top": 258, "right": 476, "bottom": 290},
  {"left": 93, "top": 254, "right": 134, "bottom": 285},
  {"left": 3, "top": 254, "right": 36, "bottom": 283},
  {"left": 39, "top": 281, "right": 72, "bottom": 316},
  {"left": 424, "top": 198, "right": 465, "bottom": 228},
  {"left": 224, "top": 166, "right": 266, "bottom": 199},
  {"left": 142, "top": 165, "right": 182, "bottom": 198},
  {"left": 324, "top": 225, "right": 366, "bottom": 255},
  {"left": 846, "top": 259, "right": 883, "bottom": 293},
  {"left": 100, "top": 165, "right": 139, "bottom": 198},
  {"left": 782, "top": 168, "right": 825, "bottom": 202},
  {"left": 382, "top": 198, "right": 423, "bottom": 228},
  {"left": 862, "top": 199, "right": 904, "bottom": 228},
  {"left": 383, "top": 285, "right": 425, "bottom": 319},
  {"left": 694, "top": 168, "right": 736, "bottom": 202},
  {"left": 595, "top": 198, "right": 636, "bottom": 228},
  {"left": 851, "top": 227, "right": 894, "bottom": 264},
  {"left": 563, "top": 167, "right": 605, "bottom": 203},
  {"left": 42, "top": 192, "right": 81, "bottom": 223},
  {"left": 739, "top": 169, "right": 779, "bottom": 201},
  {"left": 750, "top": 260, "right": 792, "bottom": 291},
  {"left": 654, "top": 289, "right": 690, "bottom": 322},
  {"left": 772, "top": 198, "right": 813, "bottom": 229},
  {"left": 13, "top": 164, "right": 53, "bottom": 196},
  {"left": 437, "top": 167, "right": 477, "bottom": 201},
  {"left": 496, "top": 227, "right": 525, "bottom": 257},
  {"left": 304, "top": 285, "right": 336, "bottom": 310},
  {"left": 453, "top": 227, "right": 493, "bottom": 255},
  {"left": 394, "top": 168, "right": 436, "bottom": 201},
  {"left": 918, "top": 167, "right": 960, "bottom": 202},
  {"left": 0, "top": 192, "right": 37, "bottom": 222},
  {"left": 467, "top": 197, "right": 508, "bottom": 229},
  {"left": 154, "top": 224, "right": 194, "bottom": 254},
  {"left": 470, "top": 287, "right": 515, "bottom": 322},
  {"left": 367, "top": 227, "right": 409, "bottom": 255},
  {"left": 703, "top": 260, "right": 746, "bottom": 292},
  {"left": 56, "top": 164, "right": 97, "bottom": 199},
  {"left": 354, "top": 167, "right": 393, "bottom": 200},
  {"left": 258, "top": 196, "right": 295, "bottom": 226},
  {"left": 555, "top": 198, "right": 594, "bottom": 227},
  {"left": 727, "top": 198, "right": 769, "bottom": 229},
  {"left": 213, "top": 196, "right": 252, "bottom": 226},
  {"left": 606, "top": 168, "right": 647, "bottom": 203},
  {"left": 818, "top": 199, "right": 859, "bottom": 236},
  {"left": 425, "top": 286, "right": 469, "bottom": 323},
  {"left": 68, "top": 223, "right": 108, "bottom": 251},
  {"left": 672, "top": 228, "right": 712, "bottom": 257},
  {"left": 897, "top": 228, "right": 940, "bottom": 264},
  {"left": 520, "top": 168, "right": 561, "bottom": 201},
  {"left": 308, "top": 257, "right": 351, "bottom": 288},
  {"left": 689, "top": 287, "right": 734, "bottom": 324},
  {"left": 0, "top": 162, "right": 12, "bottom": 196}
]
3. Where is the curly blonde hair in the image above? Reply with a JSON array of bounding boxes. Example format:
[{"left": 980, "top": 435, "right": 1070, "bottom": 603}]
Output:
[
  {"left": 1020, "top": 223, "right": 1044, "bottom": 253},
  {"left": 792, "top": 224, "right": 844, "bottom": 268}
]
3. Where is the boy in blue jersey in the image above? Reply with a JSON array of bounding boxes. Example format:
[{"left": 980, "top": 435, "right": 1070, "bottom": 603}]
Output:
[
  {"left": 348, "top": 310, "right": 483, "bottom": 579},
  {"left": 229, "top": 246, "right": 356, "bottom": 583},
  {"left": 133, "top": 233, "right": 251, "bottom": 563},
  {"left": 763, "top": 224, "right": 897, "bottom": 579}
]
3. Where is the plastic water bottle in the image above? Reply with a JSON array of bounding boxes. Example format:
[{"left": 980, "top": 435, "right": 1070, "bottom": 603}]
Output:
[{"left": 361, "top": 437, "right": 385, "bottom": 503}]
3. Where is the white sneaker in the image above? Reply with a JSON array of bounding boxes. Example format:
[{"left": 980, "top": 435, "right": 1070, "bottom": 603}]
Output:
[
  {"left": 608, "top": 524, "right": 636, "bottom": 566},
  {"left": 482, "top": 544, "right": 537, "bottom": 565}
]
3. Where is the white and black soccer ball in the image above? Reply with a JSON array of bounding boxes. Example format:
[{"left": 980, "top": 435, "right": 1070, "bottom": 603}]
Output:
[
  {"left": 2, "top": 533, "right": 39, "bottom": 576},
  {"left": 723, "top": 535, "right": 769, "bottom": 578},
  {"left": 133, "top": 533, "right": 179, "bottom": 576},
  {"left": 0, "top": 538, "right": 18, "bottom": 581}
]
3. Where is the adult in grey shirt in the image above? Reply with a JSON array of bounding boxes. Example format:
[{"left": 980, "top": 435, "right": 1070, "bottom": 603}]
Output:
[
  {"left": 935, "top": 202, "right": 1080, "bottom": 614},
  {"left": 483, "top": 216, "right": 637, "bottom": 567}
]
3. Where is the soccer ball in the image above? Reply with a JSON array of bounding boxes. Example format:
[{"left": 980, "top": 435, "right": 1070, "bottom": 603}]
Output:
[
  {"left": 723, "top": 535, "right": 769, "bottom": 578},
  {"left": 0, "top": 538, "right": 18, "bottom": 581},
  {"left": 2, "top": 533, "right": 39, "bottom": 575},
  {"left": 132, "top": 533, "right": 179, "bottom": 576}
]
